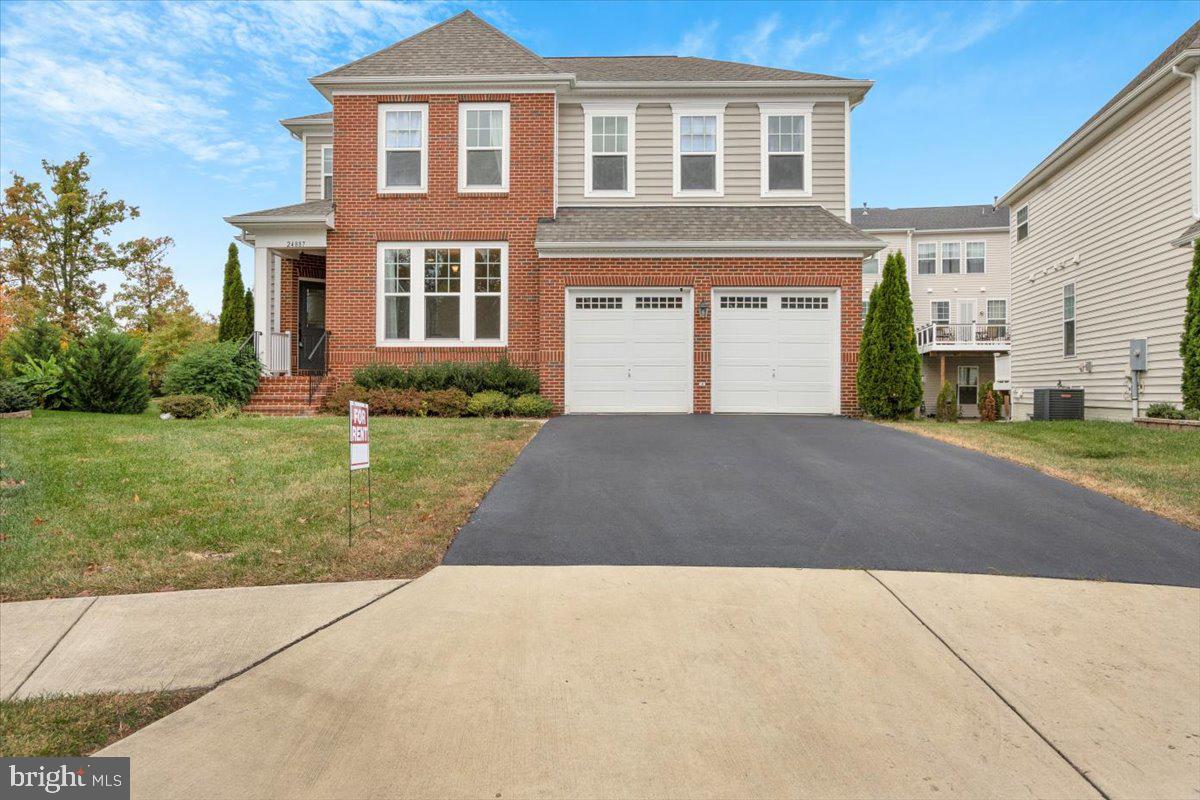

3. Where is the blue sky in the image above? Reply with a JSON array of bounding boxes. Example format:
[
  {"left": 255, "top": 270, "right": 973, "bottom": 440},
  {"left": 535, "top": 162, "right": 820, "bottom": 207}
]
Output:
[{"left": 1, "top": 0, "right": 1195, "bottom": 315}]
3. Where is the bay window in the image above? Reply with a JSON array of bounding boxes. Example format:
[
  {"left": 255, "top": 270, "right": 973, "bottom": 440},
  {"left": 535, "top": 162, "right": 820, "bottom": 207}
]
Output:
[
  {"left": 917, "top": 243, "right": 937, "bottom": 275},
  {"left": 377, "top": 104, "right": 427, "bottom": 193},
  {"left": 672, "top": 102, "right": 724, "bottom": 196},
  {"left": 760, "top": 103, "right": 811, "bottom": 196},
  {"left": 377, "top": 243, "right": 506, "bottom": 346},
  {"left": 459, "top": 103, "right": 509, "bottom": 191},
  {"left": 584, "top": 103, "right": 635, "bottom": 197}
]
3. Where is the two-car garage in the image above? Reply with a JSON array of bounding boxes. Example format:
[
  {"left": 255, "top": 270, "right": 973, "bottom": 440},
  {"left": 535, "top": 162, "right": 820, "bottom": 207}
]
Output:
[{"left": 565, "top": 287, "right": 840, "bottom": 414}]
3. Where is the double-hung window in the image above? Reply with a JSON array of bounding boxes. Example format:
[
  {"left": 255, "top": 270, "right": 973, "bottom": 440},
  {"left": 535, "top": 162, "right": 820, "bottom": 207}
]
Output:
[
  {"left": 584, "top": 103, "right": 635, "bottom": 197},
  {"left": 1062, "top": 283, "right": 1076, "bottom": 357},
  {"left": 941, "top": 242, "right": 961, "bottom": 274},
  {"left": 459, "top": 103, "right": 509, "bottom": 191},
  {"left": 321, "top": 145, "right": 333, "bottom": 199},
  {"left": 760, "top": 103, "right": 811, "bottom": 196},
  {"left": 1016, "top": 205, "right": 1029, "bottom": 241},
  {"left": 931, "top": 301, "right": 951, "bottom": 325},
  {"left": 377, "top": 243, "right": 506, "bottom": 346},
  {"left": 965, "top": 241, "right": 986, "bottom": 273},
  {"left": 672, "top": 102, "right": 724, "bottom": 196},
  {"left": 378, "top": 104, "right": 427, "bottom": 193},
  {"left": 987, "top": 298, "right": 1007, "bottom": 339},
  {"left": 917, "top": 243, "right": 937, "bottom": 275}
]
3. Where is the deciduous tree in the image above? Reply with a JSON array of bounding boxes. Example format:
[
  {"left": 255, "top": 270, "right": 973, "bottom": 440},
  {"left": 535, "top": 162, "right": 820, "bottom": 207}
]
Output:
[{"left": 112, "top": 235, "right": 190, "bottom": 333}]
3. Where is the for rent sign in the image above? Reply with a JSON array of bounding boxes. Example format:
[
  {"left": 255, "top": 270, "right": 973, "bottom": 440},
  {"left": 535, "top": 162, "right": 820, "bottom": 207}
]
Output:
[{"left": 349, "top": 401, "right": 369, "bottom": 471}]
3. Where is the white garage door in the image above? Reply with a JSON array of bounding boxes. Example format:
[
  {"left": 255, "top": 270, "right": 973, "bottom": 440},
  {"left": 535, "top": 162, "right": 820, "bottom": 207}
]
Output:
[
  {"left": 712, "top": 289, "right": 839, "bottom": 414},
  {"left": 566, "top": 288, "right": 692, "bottom": 412}
]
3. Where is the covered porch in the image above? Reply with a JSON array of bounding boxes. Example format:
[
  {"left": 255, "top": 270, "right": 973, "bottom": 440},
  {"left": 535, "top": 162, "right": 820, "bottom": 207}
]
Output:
[
  {"left": 922, "top": 352, "right": 1011, "bottom": 418},
  {"left": 224, "top": 200, "right": 332, "bottom": 377}
]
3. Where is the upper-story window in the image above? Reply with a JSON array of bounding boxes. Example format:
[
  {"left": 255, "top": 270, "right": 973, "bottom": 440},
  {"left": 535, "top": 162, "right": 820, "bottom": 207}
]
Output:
[
  {"left": 941, "top": 242, "right": 961, "bottom": 274},
  {"left": 917, "top": 243, "right": 936, "bottom": 275},
  {"left": 584, "top": 103, "right": 636, "bottom": 197},
  {"left": 672, "top": 103, "right": 725, "bottom": 196},
  {"left": 1062, "top": 283, "right": 1076, "bottom": 358},
  {"left": 965, "top": 241, "right": 985, "bottom": 273},
  {"left": 987, "top": 299, "right": 1007, "bottom": 327},
  {"left": 378, "top": 104, "right": 427, "bottom": 193},
  {"left": 931, "top": 300, "right": 951, "bottom": 324},
  {"left": 1016, "top": 205, "right": 1029, "bottom": 241},
  {"left": 862, "top": 255, "right": 879, "bottom": 275},
  {"left": 321, "top": 145, "right": 333, "bottom": 200},
  {"left": 459, "top": 103, "right": 509, "bottom": 192},
  {"left": 760, "top": 103, "right": 811, "bottom": 197}
]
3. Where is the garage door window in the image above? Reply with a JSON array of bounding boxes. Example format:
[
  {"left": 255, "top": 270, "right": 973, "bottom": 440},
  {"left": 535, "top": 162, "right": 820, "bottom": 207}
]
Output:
[
  {"left": 377, "top": 242, "right": 506, "bottom": 345},
  {"left": 635, "top": 296, "right": 683, "bottom": 310},
  {"left": 720, "top": 296, "right": 768, "bottom": 309},
  {"left": 781, "top": 296, "right": 829, "bottom": 310},
  {"left": 576, "top": 296, "right": 622, "bottom": 310}
]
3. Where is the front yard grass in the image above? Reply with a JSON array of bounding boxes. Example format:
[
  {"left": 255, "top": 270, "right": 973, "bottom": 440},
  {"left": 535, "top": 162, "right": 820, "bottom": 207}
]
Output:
[
  {"left": 0, "top": 689, "right": 205, "bottom": 757},
  {"left": 882, "top": 419, "right": 1199, "bottom": 529},
  {"left": 0, "top": 409, "right": 540, "bottom": 601}
]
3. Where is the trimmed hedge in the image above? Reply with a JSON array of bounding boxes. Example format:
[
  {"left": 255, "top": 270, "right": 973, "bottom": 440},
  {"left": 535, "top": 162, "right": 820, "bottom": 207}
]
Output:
[
  {"left": 1145, "top": 402, "right": 1200, "bottom": 421},
  {"left": 511, "top": 393, "right": 553, "bottom": 417},
  {"left": 323, "top": 383, "right": 554, "bottom": 418},
  {"left": 467, "top": 390, "right": 511, "bottom": 417},
  {"left": 159, "top": 394, "right": 220, "bottom": 419},
  {"left": 353, "top": 360, "right": 538, "bottom": 397},
  {"left": 422, "top": 388, "right": 470, "bottom": 417}
]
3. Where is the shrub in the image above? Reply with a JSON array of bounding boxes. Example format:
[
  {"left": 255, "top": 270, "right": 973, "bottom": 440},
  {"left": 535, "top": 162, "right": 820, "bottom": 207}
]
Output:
[
  {"left": 856, "top": 252, "right": 922, "bottom": 419},
  {"left": 63, "top": 323, "right": 150, "bottom": 414},
  {"left": 1181, "top": 238, "right": 1199, "bottom": 411},
  {"left": 161, "top": 340, "right": 259, "bottom": 406},
  {"left": 467, "top": 390, "right": 511, "bottom": 417},
  {"left": 511, "top": 393, "right": 554, "bottom": 417},
  {"left": 935, "top": 380, "right": 958, "bottom": 422},
  {"left": 158, "top": 394, "right": 219, "bottom": 419},
  {"left": 1145, "top": 402, "right": 1186, "bottom": 420},
  {"left": 422, "top": 388, "right": 470, "bottom": 417},
  {"left": 352, "top": 360, "right": 538, "bottom": 397},
  {"left": 978, "top": 380, "right": 999, "bottom": 423},
  {"left": 366, "top": 387, "right": 423, "bottom": 415},
  {"left": 323, "top": 383, "right": 369, "bottom": 414},
  {"left": 0, "top": 379, "right": 35, "bottom": 413},
  {"left": 2, "top": 316, "right": 66, "bottom": 367},
  {"left": 14, "top": 355, "right": 67, "bottom": 409}
]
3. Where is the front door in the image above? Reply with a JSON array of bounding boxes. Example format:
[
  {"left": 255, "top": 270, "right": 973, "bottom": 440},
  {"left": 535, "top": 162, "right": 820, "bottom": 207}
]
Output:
[{"left": 298, "top": 281, "right": 326, "bottom": 372}]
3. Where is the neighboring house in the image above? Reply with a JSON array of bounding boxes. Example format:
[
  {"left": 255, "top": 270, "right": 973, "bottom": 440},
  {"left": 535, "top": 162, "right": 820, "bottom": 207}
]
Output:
[
  {"left": 853, "top": 204, "right": 1011, "bottom": 417},
  {"left": 1000, "top": 21, "right": 1200, "bottom": 421},
  {"left": 226, "top": 11, "right": 882, "bottom": 415}
]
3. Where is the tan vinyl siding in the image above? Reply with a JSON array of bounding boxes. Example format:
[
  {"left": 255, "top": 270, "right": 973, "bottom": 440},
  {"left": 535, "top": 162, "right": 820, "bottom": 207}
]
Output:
[
  {"left": 921, "top": 354, "right": 996, "bottom": 417},
  {"left": 304, "top": 134, "right": 332, "bottom": 201},
  {"left": 1008, "top": 81, "right": 1193, "bottom": 420},
  {"left": 557, "top": 101, "right": 846, "bottom": 217}
]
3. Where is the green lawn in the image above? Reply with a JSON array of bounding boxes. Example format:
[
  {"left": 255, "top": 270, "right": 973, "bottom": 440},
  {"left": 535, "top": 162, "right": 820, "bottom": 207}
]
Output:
[
  {"left": 0, "top": 690, "right": 205, "bottom": 757},
  {"left": 0, "top": 409, "right": 540, "bottom": 601},
  {"left": 882, "top": 419, "right": 1200, "bottom": 529}
]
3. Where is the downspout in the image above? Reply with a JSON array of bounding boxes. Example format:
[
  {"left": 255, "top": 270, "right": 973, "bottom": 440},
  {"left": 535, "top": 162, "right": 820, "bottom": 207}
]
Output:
[{"left": 1172, "top": 64, "right": 1199, "bottom": 219}]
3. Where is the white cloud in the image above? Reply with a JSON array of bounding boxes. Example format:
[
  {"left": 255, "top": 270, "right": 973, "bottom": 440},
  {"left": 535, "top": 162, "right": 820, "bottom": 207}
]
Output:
[
  {"left": 849, "top": 1, "right": 1028, "bottom": 70},
  {"left": 732, "top": 14, "right": 781, "bottom": 64},
  {"left": 673, "top": 20, "right": 720, "bottom": 58}
]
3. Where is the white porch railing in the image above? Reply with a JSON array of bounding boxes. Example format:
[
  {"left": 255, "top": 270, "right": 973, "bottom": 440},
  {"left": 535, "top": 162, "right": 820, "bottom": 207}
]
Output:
[
  {"left": 256, "top": 331, "right": 292, "bottom": 375},
  {"left": 916, "top": 322, "right": 1010, "bottom": 353}
]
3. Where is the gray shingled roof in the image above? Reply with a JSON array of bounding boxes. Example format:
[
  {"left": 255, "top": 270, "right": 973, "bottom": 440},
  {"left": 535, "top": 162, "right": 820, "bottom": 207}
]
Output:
[
  {"left": 281, "top": 111, "right": 331, "bottom": 124},
  {"left": 537, "top": 206, "right": 880, "bottom": 245},
  {"left": 851, "top": 204, "right": 1009, "bottom": 231},
  {"left": 315, "top": 11, "right": 561, "bottom": 79},
  {"left": 226, "top": 200, "right": 333, "bottom": 224},
  {"left": 544, "top": 56, "right": 848, "bottom": 83}
]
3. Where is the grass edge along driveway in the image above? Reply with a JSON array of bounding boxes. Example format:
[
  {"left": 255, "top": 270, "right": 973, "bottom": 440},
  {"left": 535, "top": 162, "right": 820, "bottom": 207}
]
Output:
[
  {"left": 880, "top": 419, "right": 1199, "bottom": 530},
  {"left": 0, "top": 410, "right": 540, "bottom": 601}
]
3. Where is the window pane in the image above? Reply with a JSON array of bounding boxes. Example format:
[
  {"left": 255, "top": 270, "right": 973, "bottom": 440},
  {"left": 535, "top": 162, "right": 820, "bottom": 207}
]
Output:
[
  {"left": 987, "top": 299, "right": 1006, "bottom": 322},
  {"left": 768, "top": 115, "right": 804, "bottom": 153},
  {"left": 467, "top": 149, "right": 502, "bottom": 186},
  {"left": 425, "top": 297, "right": 460, "bottom": 339},
  {"left": 862, "top": 257, "right": 879, "bottom": 275},
  {"left": 385, "top": 111, "right": 421, "bottom": 148},
  {"left": 932, "top": 302, "right": 950, "bottom": 323},
  {"left": 768, "top": 154, "right": 804, "bottom": 190},
  {"left": 1064, "top": 320, "right": 1075, "bottom": 356},
  {"left": 322, "top": 148, "right": 333, "bottom": 175},
  {"left": 593, "top": 155, "right": 627, "bottom": 191},
  {"left": 303, "top": 288, "right": 324, "bottom": 326},
  {"left": 680, "top": 116, "right": 716, "bottom": 153},
  {"left": 942, "top": 243, "right": 961, "bottom": 273},
  {"left": 384, "top": 249, "right": 410, "bottom": 293},
  {"left": 384, "top": 296, "right": 410, "bottom": 339},
  {"left": 680, "top": 154, "right": 715, "bottom": 190},
  {"left": 475, "top": 295, "right": 501, "bottom": 339},
  {"left": 474, "top": 249, "right": 502, "bottom": 293},
  {"left": 424, "top": 249, "right": 461, "bottom": 293},
  {"left": 592, "top": 116, "right": 627, "bottom": 153},
  {"left": 323, "top": 174, "right": 333, "bottom": 199},
  {"left": 386, "top": 151, "right": 420, "bottom": 187},
  {"left": 466, "top": 110, "right": 503, "bottom": 148}
]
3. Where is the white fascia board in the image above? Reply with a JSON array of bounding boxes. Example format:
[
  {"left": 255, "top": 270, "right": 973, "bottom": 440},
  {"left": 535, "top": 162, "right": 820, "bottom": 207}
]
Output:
[
  {"left": 1000, "top": 50, "right": 1200, "bottom": 206},
  {"left": 224, "top": 214, "right": 334, "bottom": 228},
  {"left": 536, "top": 239, "right": 884, "bottom": 258},
  {"left": 573, "top": 79, "right": 872, "bottom": 92},
  {"left": 311, "top": 74, "right": 572, "bottom": 100}
]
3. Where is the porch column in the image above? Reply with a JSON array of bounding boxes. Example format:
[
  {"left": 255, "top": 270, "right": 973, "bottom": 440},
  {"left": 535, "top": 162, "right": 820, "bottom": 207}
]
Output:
[
  {"left": 939, "top": 354, "right": 946, "bottom": 386},
  {"left": 253, "top": 245, "right": 271, "bottom": 366}
]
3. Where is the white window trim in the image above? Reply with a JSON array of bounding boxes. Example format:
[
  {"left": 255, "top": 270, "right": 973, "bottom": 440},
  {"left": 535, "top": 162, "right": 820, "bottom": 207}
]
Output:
[
  {"left": 377, "top": 103, "right": 428, "bottom": 194},
  {"left": 459, "top": 102, "right": 510, "bottom": 193},
  {"left": 986, "top": 298, "right": 1008, "bottom": 325},
  {"left": 1062, "top": 282, "right": 1076, "bottom": 359},
  {"left": 956, "top": 364, "right": 980, "bottom": 406},
  {"left": 671, "top": 101, "right": 725, "bottom": 198},
  {"left": 758, "top": 102, "right": 813, "bottom": 198},
  {"left": 1016, "top": 205, "right": 1029, "bottom": 242},
  {"left": 940, "top": 241, "right": 962, "bottom": 274},
  {"left": 321, "top": 145, "right": 333, "bottom": 200},
  {"left": 583, "top": 102, "right": 636, "bottom": 199},
  {"left": 930, "top": 299, "right": 951, "bottom": 325},
  {"left": 916, "top": 242, "right": 938, "bottom": 275},
  {"left": 375, "top": 242, "right": 508, "bottom": 347},
  {"left": 965, "top": 240, "right": 986, "bottom": 274}
]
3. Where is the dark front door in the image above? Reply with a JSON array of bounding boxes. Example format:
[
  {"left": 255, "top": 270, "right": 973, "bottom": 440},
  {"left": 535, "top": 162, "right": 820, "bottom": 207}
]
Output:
[{"left": 298, "top": 282, "right": 326, "bottom": 372}]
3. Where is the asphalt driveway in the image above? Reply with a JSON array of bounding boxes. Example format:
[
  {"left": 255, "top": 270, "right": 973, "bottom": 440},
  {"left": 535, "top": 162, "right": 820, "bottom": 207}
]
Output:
[{"left": 445, "top": 416, "right": 1200, "bottom": 587}]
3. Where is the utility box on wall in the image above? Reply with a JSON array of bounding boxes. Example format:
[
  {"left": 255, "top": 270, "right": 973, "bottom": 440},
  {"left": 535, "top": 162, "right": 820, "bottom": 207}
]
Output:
[{"left": 1129, "top": 339, "right": 1148, "bottom": 371}]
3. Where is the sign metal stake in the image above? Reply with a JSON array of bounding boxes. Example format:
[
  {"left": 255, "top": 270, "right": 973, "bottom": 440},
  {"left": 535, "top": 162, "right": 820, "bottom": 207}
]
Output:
[{"left": 348, "top": 400, "right": 371, "bottom": 547}]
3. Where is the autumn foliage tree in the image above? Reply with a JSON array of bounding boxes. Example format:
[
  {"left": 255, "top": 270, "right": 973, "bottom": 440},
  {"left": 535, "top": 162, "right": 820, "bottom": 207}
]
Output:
[{"left": 112, "top": 235, "right": 190, "bottom": 333}]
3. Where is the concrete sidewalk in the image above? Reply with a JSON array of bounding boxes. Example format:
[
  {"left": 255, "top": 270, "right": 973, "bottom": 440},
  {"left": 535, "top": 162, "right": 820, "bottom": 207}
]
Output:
[
  {"left": 0, "top": 579, "right": 405, "bottom": 699},
  {"left": 101, "top": 566, "right": 1200, "bottom": 800}
]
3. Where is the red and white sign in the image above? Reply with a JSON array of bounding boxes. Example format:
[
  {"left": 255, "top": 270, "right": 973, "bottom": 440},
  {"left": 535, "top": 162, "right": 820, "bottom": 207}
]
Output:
[{"left": 349, "top": 400, "right": 369, "bottom": 471}]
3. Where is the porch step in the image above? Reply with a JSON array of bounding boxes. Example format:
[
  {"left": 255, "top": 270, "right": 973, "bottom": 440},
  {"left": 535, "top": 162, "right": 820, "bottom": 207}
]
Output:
[{"left": 243, "top": 375, "right": 335, "bottom": 416}]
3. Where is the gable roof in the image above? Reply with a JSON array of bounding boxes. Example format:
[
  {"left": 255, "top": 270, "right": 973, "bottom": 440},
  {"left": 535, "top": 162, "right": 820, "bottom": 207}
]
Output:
[
  {"left": 543, "top": 56, "right": 848, "bottom": 83},
  {"left": 315, "top": 11, "right": 562, "bottom": 80},
  {"left": 852, "top": 205, "right": 1009, "bottom": 232}
]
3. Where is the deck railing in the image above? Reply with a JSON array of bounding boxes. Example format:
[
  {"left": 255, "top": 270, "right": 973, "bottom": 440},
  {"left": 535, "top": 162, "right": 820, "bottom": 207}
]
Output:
[{"left": 916, "top": 322, "right": 1010, "bottom": 350}]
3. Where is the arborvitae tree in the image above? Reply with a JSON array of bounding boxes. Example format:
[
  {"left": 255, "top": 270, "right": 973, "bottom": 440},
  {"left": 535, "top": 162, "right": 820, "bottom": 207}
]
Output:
[
  {"left": 217, "top": 243, "right": 246, "bottom": 341},
  {"left": 243, "top": 288, "right": 255, "bottom": 339},
  {"left": 1182, "top": 237, "right": 1199, "bottom": 412},
  {"left": 935, "top": 380, "right": 958, "bottom": 422},
  {"left": 856, "top": 251, "right": 922, "bottom": 418},
  {"left": 63, "top": 318, "right": 150, "bottom": 414}
]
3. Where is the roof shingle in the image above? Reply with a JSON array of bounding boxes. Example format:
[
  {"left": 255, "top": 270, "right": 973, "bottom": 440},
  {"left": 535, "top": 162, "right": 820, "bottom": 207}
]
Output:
[
  {"left": 851, "top": 204, "right": 1009, "bottom": 232},
  {"left": 226, "top": 200, "right": 333, "bottom": 224},
  {"left": 544, "top": 56, "right": 850, "bottom": 83}
]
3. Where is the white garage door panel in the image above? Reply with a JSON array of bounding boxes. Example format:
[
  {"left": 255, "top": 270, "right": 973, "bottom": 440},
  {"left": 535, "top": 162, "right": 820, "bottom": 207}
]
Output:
[
  {"left": 567, "top": 289, "right": 693, "bottom": 413},
  {"left": 712, "top": 290, "right": 839, "bottom": 414}
]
